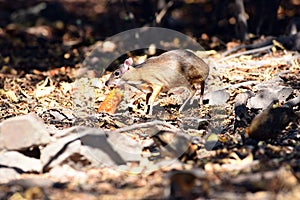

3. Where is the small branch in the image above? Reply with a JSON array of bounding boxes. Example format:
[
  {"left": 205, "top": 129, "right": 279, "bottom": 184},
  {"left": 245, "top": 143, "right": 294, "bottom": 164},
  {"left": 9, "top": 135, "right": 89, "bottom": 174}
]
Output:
[
  {"left": 219, "top": 45, "right": 273, "bottom": 62},
  {"left": 107, "top": 120, "right": 181, "bottom": 134},
  {"left": 215, "top": 54, "right": 300, "bottom": 69},
  {"left": 155, "top": 0, "right": 174, "bottom": 25}
]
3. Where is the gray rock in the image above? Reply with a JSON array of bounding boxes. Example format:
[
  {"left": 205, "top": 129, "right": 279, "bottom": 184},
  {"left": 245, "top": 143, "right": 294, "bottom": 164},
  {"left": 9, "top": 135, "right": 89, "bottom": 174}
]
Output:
[
  {"left": 248, "top": 86, "right": 293, "bottom": 109},
  {"left": 80, "top": 128, "right": 142, "bottom": 165},
  {"left": 276, "top": 87, "right": 293, "bottom": 101},
  {"left": 106, "top": 131, "right": 143, "bottom": 162},
  {"left": 40, "top": 133, "right": 81, "bottom": 171},
  {"left": 204, "top": 89, "right": 230, "bottom": 105},
  {"left": 150, "top": 130, "right": 190, "bottom": 159},
  {"left": 0, "top": 168, "right": 20, "bottom": 184},
  {"left": 0, "top": 151, "right": 42, "bottom": 172},
  {"left": 248, "top": 89, "right": 277, "bottom": 109},
  {"left": 41, "top": 127, "right": 142, "bottom": 171},
  {"left": 0, "top": 113, "right": 51, "bottom": 150}
]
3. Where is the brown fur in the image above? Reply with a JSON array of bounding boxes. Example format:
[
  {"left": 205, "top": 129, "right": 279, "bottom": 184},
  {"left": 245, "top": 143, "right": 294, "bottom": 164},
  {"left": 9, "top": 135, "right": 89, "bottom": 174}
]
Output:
[{"left": 106, "top": 49, "right": 210, "bottom": 114}]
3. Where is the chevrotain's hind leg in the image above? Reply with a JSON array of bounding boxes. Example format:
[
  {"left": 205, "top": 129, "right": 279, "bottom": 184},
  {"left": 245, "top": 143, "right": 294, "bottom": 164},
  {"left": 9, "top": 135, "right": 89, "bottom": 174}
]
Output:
[{"left": 146, "top": 85, "right": 162, "bottom": 115}]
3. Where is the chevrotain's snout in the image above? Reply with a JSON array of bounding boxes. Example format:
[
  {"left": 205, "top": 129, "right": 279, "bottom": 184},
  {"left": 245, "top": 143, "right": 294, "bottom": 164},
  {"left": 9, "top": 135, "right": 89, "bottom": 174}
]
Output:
[
  {"left": 105, "top": 80, "right": 115, "bottom": 88},
  {"left": 105, "top": 69, "right": 122, "bottom": 88}
]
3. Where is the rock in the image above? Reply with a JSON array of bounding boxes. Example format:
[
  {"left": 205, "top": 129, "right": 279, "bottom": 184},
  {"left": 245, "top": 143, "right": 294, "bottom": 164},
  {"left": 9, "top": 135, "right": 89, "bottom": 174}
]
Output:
[
  {"left": 248, "top": 89, "right": 277, "bottom": 109},
  {"left": 151, "top": 130, "right": 190, "bottom": 159},
  {"left": 80, "top": 128, "right": 143, "bottom": 165},
  {"left": 40, "top": 133, "right": 82, "bottom": 171},
  {"left": 248, "top": 86, "right": 293, "bottom": 109},
  {"left": 204, "top": 89, "right": 230, "bottom": 105},
  {"left": 276, "top": 87, "right": 293, "bottom": 101},
  {"left": 0, "top": 168, "right": 20, "bottom": 184},
  {"left": 0, "top": 151, "right": 42, "bottom": 172},
  {"left": 41, "top": 127, "right": 143, "bottom": 171},
  {"left": 106, "top": 130, "right": 143, "bottom": 163},
  {"left": 0, "top": 113, "right": 51, "bottom": 150},
  {"left": 246, "top": 104, "right": 298, "bottom": 140}
]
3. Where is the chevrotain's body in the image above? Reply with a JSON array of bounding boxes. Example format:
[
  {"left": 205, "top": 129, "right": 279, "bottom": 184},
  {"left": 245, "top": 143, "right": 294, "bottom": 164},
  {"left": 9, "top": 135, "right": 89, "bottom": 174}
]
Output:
[{"left": 106, "top": 49, "right": 209, "bottom": 114}]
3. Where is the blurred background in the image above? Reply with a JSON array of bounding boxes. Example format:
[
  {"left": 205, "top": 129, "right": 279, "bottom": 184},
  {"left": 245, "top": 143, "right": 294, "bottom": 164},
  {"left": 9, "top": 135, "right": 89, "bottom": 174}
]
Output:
[{"left": 0, "top": 0, "right": 299, "bottom": 71}]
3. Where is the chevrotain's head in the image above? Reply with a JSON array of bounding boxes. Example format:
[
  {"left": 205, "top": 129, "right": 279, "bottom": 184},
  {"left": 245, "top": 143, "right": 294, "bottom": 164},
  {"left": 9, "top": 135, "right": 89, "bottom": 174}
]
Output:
[{"left": 105, "top": 57, "right": 133, "bottom": 88}]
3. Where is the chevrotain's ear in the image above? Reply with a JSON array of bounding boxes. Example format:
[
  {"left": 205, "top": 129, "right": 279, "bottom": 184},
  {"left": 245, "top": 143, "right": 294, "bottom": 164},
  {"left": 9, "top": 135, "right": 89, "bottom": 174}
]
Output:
[
  {"left": 121, "top": 58, "right": 133, "bottom": 72},
  {"left": 119, "top": 58, "right": 133, "bottom": 73}
]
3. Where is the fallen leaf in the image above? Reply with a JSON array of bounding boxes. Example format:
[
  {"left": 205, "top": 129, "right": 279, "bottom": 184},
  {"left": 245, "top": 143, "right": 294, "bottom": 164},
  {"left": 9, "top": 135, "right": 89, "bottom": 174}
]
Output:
[{"left": 98, "top": 88, "right": 124, "bottom": 114}]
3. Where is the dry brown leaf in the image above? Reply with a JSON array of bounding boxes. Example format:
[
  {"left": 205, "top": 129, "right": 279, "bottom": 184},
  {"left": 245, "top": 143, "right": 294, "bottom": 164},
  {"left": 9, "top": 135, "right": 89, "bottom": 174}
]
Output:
[{"left": 97, "top": 88, "right": 124, "bottom": 114}]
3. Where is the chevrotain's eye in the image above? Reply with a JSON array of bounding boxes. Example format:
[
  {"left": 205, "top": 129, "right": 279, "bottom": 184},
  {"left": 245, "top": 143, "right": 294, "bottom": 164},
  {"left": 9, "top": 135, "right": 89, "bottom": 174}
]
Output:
[{"left": 114, "top": 71, "right": 120, "bottom": 77}]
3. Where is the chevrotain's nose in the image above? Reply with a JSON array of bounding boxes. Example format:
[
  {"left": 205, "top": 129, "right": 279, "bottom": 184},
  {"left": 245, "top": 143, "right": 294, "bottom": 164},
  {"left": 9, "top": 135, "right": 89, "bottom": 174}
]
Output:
[
  {"left": 105, "top": 80, "right": 116, "bottom": 88},
  {"left": 105, "top": 80, "right": 109, "bottom": 86}
]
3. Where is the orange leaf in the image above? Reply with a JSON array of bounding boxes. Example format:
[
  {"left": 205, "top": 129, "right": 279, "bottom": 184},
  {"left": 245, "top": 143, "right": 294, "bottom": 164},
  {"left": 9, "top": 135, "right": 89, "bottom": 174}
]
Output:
[{"left": 98, "top": 88, "right": 124, "bottom": 114}]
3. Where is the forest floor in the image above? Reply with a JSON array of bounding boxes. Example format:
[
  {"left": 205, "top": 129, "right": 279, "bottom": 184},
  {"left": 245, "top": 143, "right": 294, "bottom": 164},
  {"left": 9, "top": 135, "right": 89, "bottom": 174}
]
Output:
[{"left": 0, "top": 1, "right": 300, "bottom": 200}]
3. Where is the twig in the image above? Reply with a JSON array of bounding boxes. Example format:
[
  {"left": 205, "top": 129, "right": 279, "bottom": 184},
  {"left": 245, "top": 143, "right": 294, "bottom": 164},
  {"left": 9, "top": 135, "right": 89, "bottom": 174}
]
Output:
[
  {"left": 108, "top": 120, "right": 181, "bottom": 134},
  {"left": 215, "top": 53, "right": 300, "bottom": 69},
  {"left": 155, "top": 0, "right": 174, "bottom": 24},
  {"left": 219, "top": 45, "right": 273, "bottom": 62}
]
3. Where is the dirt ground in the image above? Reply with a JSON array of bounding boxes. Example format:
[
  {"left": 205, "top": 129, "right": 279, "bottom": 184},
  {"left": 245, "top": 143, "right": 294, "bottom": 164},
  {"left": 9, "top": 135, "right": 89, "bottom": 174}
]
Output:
[{"left": 0, "top": 1, "right": 300, "bottom": 199}]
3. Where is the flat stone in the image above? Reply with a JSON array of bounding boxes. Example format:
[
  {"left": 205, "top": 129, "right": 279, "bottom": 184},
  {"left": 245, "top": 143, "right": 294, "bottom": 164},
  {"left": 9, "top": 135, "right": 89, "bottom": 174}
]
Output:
[
  {"left": 204, "top": 89, "right": 230, "bottom": 105},
  {"left": 0, "top": 151, "right": 42, "bottom": 172},
  {"left": 106, "top": 131, "right": 143, "bottom": 163},
  {"left": 0, "top": 168, "right": 20, "bottom": 184},
  {"left": 80, "top": 128, "right": 142, "bottom": 165},
  {"left": 40, "top": 133, "right": 82, "bottom": 171},
  {"left": 41, "top": 127, "right": 142, "bottom": 171},
  {"left": 248, "top": 86, "right": 293, "bottom": 109},
  {"left": 0, "top": 113, "right": 51, "bottom": 150},
  {"left": 276, "top": 87, "right": 293, "bottom": 101}
]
